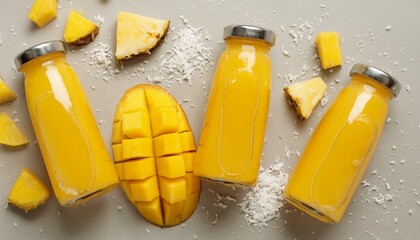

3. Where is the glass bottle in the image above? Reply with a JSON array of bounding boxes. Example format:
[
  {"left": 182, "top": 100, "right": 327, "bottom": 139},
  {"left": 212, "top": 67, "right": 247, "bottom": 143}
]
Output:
[
  {"left": 284, "top": 64, "right": 401, "bottom": 223},
  {"left": 15, "top": 41, "right": 119, "bottom": 206},
  {"left": 194, "top": 25, "right": 275, "bottom": 186}
]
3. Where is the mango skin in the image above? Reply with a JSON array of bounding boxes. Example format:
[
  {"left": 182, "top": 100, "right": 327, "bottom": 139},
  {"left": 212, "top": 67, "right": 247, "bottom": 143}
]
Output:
[{"left": 112, "top": 84, "right": 200, "bottom": 227}]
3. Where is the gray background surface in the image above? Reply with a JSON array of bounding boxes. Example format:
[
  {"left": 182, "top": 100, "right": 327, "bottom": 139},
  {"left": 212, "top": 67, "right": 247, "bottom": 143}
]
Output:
[{"left": 1, "top": 0, "right": 419, "bottom": 239}]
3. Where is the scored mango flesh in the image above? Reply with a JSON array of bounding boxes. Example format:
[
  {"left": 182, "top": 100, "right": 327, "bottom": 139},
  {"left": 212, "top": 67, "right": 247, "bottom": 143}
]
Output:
[
  {"left": 112, "top": 84, "right": 200, "bottom": 227},
  {"left": 8, "top": 167, "right": 50, "bottom": 212}
]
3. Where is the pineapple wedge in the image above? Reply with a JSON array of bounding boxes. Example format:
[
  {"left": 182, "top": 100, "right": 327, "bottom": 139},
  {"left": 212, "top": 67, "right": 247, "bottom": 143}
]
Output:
[
  {"left": 0, "top": 76, "right": 17, "bottom": 104},
  {"left": 284, "top": 77, "right": 327, "bottom": 120},
  {"left": 8, "top": 168, "right": 50, "bottom": 212},
  {"left": 64, "top": 10, "right": 99, "bottom": 46},
  {"left": 116, "top": 11, "right": 170, "bottom": 60},
  {"left": 0, "top": 113, "right": 28, "bottom": 147},
  {"left": 315, "top": 32, "right": 342, "bottom": 69},
  {"left": 28, "top": 0, "right": 57, "bottom": 27}
]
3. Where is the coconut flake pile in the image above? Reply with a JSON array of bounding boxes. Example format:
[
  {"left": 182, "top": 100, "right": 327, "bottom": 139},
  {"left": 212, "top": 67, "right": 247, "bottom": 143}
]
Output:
[
  {"left": 89, "top": 42, "right": 116, "bottom": 82},
  {"left": 159, "top": 25, "right": 213, "bottom": 85},
  {"left": 239, "top": 159, "right": 288, "bottom": 227}
]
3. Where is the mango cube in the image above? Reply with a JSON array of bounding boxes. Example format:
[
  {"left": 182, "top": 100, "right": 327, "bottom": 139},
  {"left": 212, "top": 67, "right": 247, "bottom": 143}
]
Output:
[
  {"left": 135, "top": 198, "right": 164, "bottom": 226},
  {"left": 162, "top": 199, "right": 184, "bottom": 227},
  {"left": 149, "top": 107, "right": 179, "bottom": 137},
  {"left": 181, "top": 192, "right": 200, "bottom": 221},
  {"left": 153, "top": 133, "right": 182, "bottom": 157},
  {"left": 8, "top": 168, "right": 50, "bottom": 212},
  {"left": 122, "top": 111, "right": 151, "bottom": 138},
  {"left": 122, "top": 138, "right": 153, "bottom": 160},
  {"left": 158, "top": 177, "right": 187, "bottom": 204},
  {"left": 0, "top": 77, "right": 17, "bottom": 104},
  {"left": 130, "top": 176, "right": 160, "bottom": 202},
  {"left": 0, "top": 113, "right": 28, "bottom": 147},
  {"left": 28, "top": 0, "right": 57, "bottom": 27},
  {"left": 112, "top": 85, "right": 200, "bottom": 227},
  {"left": 64, "top": 10, "right": 99, "bottom": 46},
  {"left": 315, "top": 32, "right": 342, "bottom": 69},
  {"left": 156, "top": 155, "right": 186, "bottom": 178}
]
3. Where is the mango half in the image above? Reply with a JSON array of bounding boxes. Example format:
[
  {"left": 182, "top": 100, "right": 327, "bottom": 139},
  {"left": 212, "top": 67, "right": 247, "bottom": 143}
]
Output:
[{"left": 112, "top": 84, "right": 200, "bottom": 227}]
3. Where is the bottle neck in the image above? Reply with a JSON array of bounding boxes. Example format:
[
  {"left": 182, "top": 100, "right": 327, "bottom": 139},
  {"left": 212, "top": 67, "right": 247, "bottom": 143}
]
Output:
[
  {"left": 225, "top": 37, "right": 271, "bottom": 53},
  {"left": 20, "top": 52, "right": 67, "bottom": 74},
  {"left": 350, "top": 74, "right": 394, "bottom": 102}
]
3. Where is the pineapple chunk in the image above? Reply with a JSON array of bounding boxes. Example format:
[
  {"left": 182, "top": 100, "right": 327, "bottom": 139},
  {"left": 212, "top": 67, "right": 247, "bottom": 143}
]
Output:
[
  {"left": 0, "top": 76, "right": 17, "bottom": 104},
  {"left": 64, "top": 10, "right": 99, "bottom": 46},
  {"left": 28, "top": 0, "right": 57, "bottom": 27},
  {"left": 112, "top": 85, "right": 200, "bottom": 227},
  {"left": 315, "top": 32, "right": 342, "bottom": 69},
  {"left": 0, "top": 113, "right": 28, "bottom": 147},
  {"left": 284, "top": 77, "right": 327, "bottom": 120},
  {"left": 116, "top": 11, "right": 170, "bottom": 60},
  {"left": 8, "top": 168, "right": 50, "bottom": 212}
]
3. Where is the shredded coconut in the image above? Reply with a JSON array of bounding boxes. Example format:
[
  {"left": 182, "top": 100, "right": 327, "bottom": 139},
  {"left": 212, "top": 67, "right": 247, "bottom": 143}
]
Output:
[
  {"left": 159, "top": 25, "right": 213, "bottom": 85},
  {"left": 94, "top": 14, "right": 105, "bottom": 28},
  {"left": 239, "top": 158, "right": 288, "bottom": 227},
  {"left": 89, "top": 42, "right": 117, "bottom": 82}
]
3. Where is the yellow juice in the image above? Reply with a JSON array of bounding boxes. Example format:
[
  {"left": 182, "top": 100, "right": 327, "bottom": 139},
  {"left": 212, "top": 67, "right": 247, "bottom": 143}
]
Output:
[
  {"left": 284, "top": 64, "right": 401, "bottom": 223},
  {"left": 16, "top": 41, "right": 119, "bottom": 206},
  {"left": 194, "top": 26, "right": 275, "bottom": 186}
]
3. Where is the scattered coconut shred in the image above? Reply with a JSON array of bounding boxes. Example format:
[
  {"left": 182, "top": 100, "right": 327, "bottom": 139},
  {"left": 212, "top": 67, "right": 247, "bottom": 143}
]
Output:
[
  {"left": 239, "top": 159, "right": 289, "bottom": 228},
  {"left": 159, "top": 25, "right": 213, "bottom": 85}
]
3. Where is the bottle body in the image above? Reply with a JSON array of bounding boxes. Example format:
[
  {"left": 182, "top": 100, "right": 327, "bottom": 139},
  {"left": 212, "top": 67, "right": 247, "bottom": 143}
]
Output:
[
  {"left": 21, "top": 52, "right": 119, "bottom": 206},
  {"left": 283, "top": 74, "right": 393, "bottom": 223},
  {"left": 194, "top": 37, "right": 272, "bottom": 185}
]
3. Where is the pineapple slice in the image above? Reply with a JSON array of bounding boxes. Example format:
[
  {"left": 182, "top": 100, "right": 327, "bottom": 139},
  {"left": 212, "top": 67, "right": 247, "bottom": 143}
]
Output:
[
  {"left": 284, "top": 77, "right": 327, "bottom": 120},
  {"left": 315, "top": 32, "right": 342, "bottom": 69},
  {"left": 8, "top": 168, "right": 50, "bottom": 212},
  {"left": 28, "top": 0, "right": 58, "bottom": 28},
  {"left": 0, "top": 113, "right": 28, "bottom": 147},
  {"left": 64, "top": 10, "right": 99, "bottom": 46},
  {"left": 0, "top": 76, "right": 17, "bottom": 104},
  {"left": 116, "top": 11, "right": 170, "bottom": 60}
]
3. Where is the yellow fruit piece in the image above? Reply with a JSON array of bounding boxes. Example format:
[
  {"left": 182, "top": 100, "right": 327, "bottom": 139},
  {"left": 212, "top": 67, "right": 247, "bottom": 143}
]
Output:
[
  {"left": 0, "top": 113, "right": 28, "bottom": 147},
  {"left": 162, "top": 199, "right": 184, "bottom": 227},
  {"left": 116, "top": 11, "right": 170, "bottom": 60},
  {"left": 315, "top": 32, "right": 342, "bottom": 69},
  {"left": 284, "top": 77, "right": 327, "bottom": 120},
  {"left": 135, "top": 198, "right": 164, "bottom": 226},
  {"left": 112, "top": 84, "right": 200, "bottom": 227},
  {"left": 0, "top": 76, "right": 17, "bottom": 104},
  {"left": 122, "top": 111, "right": 151, "bottom": 138},
  {"left": 8, "top": 168, "right": 50, "bottom": 212},
  {"left": 28, "top": 0, "right": 57, "bottom": 27},
  {"left": 64, "top": 10, "right": 99, "bottom": 46}
]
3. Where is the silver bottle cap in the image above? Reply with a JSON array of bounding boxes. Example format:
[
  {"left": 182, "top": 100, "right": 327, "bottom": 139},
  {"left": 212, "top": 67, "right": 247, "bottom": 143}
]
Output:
[
  {"left": 224, "top": 25, "right": 276, "bottom": 46},
  {"left": 350, "top": 63, "right": 401, "bottom": 97},
  {"left": 15, "top": 40, "right": 67, "bottom": 70}
]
